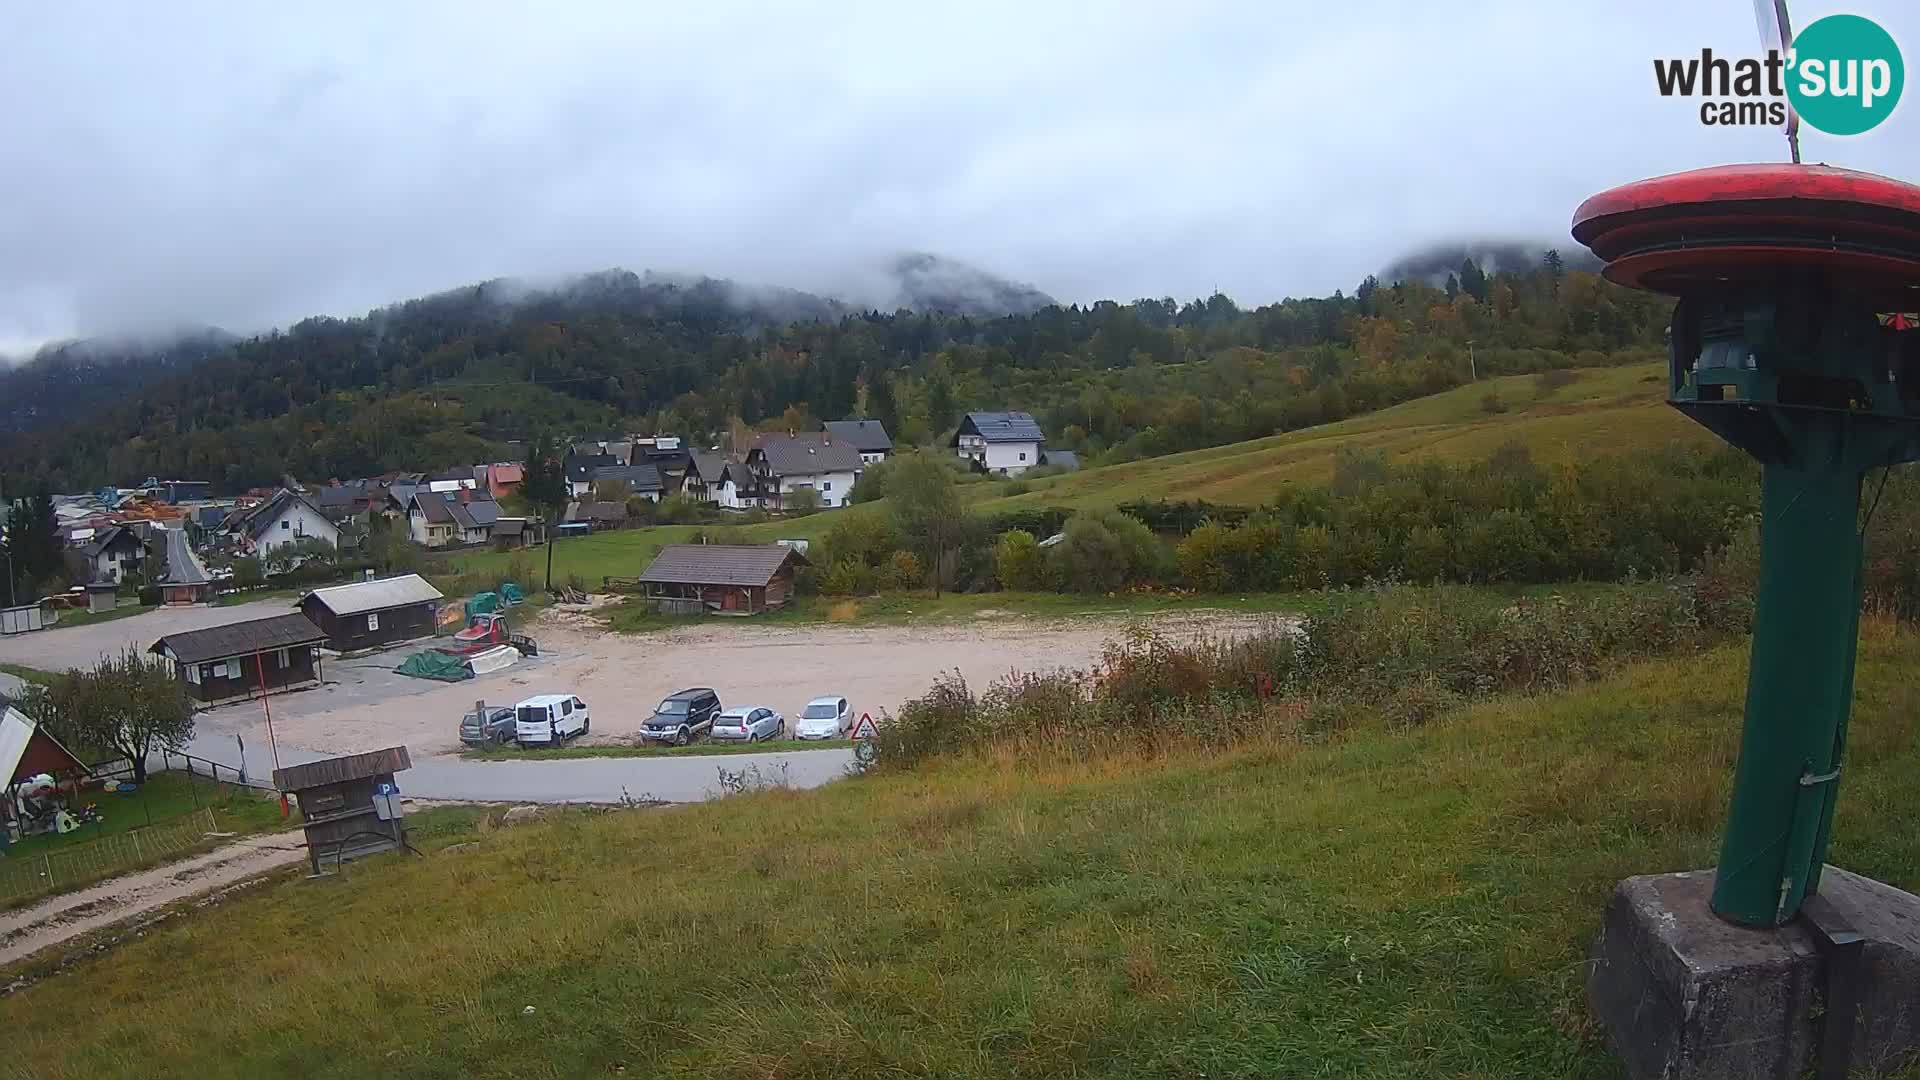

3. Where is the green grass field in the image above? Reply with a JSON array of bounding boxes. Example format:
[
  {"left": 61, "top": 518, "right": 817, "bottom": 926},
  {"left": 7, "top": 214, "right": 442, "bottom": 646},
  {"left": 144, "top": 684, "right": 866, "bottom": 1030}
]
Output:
[
  {"left": 44, "top": 602, "right": 158, "bottom": 629},
  {"left": 4, "top": 772, "right": 282, "bottom": 859},
  {"left": 7, "top": 624, "right": 1918, "bottom": 1078},
  {"left": 969, "top": 362, "right": 1703, "bottom": 513}
]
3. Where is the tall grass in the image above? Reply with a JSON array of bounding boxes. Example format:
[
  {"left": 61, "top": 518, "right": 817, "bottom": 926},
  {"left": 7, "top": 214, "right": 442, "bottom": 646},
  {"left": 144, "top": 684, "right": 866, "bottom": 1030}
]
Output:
[{"left": 870, "top": 580, "right": 1747, "bottom": 770}]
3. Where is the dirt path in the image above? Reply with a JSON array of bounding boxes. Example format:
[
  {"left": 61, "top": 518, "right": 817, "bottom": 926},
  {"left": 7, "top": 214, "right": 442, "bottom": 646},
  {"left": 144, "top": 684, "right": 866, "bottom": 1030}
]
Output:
[{"left": 0, "top": 832, "right": 307, "bottom": 968}]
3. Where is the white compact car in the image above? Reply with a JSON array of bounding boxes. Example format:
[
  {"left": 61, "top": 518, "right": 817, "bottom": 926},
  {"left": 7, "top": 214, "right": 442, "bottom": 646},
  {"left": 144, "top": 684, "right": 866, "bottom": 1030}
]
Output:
[
  {"left": 513, "top": 694, "right": 590, "bottom": 745},
  {"left": 795, "top": 696, "right": 850, "bottom": 740},
  {"left": 710, "top": 706, "right": 784, "bottom": 742}
]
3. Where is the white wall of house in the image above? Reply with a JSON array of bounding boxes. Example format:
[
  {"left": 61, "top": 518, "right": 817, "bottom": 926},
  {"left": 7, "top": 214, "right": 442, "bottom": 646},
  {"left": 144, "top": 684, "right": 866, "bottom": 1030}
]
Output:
[
  {"left": 409, "top": 507, "right": 453, "bottom": 548},
  {"left": 711, "top": 478, "right": 748, "bottom": 509},
  {"left": 90, "top": 546, "right": 139, "bottom": 584},
  {"left": 258, "top": 501, "right": 340, "bottom": 555},
  {"left": 956, "top": 439, "right": 1041, "bottom": 475},
  {"left": 778, "top": 469, "right": 860, "bottom": 508},
  {"left": 858, "top": 450, "right": 887, "bottom": 465}
]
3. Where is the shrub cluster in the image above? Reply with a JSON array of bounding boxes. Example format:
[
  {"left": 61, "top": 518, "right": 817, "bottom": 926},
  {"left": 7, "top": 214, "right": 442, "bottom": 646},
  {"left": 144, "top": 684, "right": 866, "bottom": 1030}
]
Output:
[
  {"left": 868, "top": 578, "right": 1750, "bottom": 769},
  {"left": 1171, "top": 444, "right": 1757, "bottom": 590}
]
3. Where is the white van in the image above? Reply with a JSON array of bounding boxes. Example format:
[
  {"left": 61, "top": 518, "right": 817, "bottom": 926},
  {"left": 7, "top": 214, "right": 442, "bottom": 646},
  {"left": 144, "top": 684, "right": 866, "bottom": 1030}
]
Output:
[{"left": 514, "top": 694, "right": 590, "bottom": 745}]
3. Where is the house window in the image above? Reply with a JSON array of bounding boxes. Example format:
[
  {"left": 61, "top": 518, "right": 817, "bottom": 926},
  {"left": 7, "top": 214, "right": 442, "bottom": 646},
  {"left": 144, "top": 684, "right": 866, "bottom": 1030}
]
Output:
[
  {"left": 276, "top": 648, "right": 290, "bottom": 669},
  {"left": 280, "top": 520, "right": 289, "bottom": 530},
  {"left": 367, "top": 612, "right": 380, "bottom": 631},
  {"left": 222, "top": 659, "right": 242, "bottom": 680},
  {"left": 822, "top": 481, "right": 831, "bottom": 492},
  {"left": 186, "top": 664, "right": 201, "bottom": 685},
  {"left": 1019, "top": 452, "right": 1027, "bottom": 461}
]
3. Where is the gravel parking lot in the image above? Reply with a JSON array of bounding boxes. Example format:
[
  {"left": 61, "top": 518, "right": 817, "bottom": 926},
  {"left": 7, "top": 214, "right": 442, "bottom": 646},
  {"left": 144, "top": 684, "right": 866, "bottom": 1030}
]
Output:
[{"left": 1, "top": 600, "right": 1284, "bottom": 769}]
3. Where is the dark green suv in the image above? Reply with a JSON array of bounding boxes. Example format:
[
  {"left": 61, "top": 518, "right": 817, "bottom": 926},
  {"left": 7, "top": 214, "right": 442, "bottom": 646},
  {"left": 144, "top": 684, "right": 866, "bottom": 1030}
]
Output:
[{"left": 641, "top": 688, "right": 721, "bottom": 746}]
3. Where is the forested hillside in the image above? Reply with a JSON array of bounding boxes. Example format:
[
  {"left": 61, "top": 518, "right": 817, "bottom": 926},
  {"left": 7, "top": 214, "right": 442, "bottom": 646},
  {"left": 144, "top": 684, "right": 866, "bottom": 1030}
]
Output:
[{"left": 0, "top": 255, "right": 1671, "bottom": 494}]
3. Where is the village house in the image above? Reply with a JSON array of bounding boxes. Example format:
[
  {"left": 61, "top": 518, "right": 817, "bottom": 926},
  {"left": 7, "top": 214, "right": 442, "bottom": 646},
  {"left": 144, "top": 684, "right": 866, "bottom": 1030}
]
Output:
[
  {"left": 407, "top": 490, "right": 496, "bottom": 548},
  {"left": 564, "top": 500, "right": 628, "bottom": 531},
  {"left": 296, "top": 574, "right": 443, "bottom": 653},
  {"left": 823, "top": 419, "right": 893, "bottom": 464},
  {"left": 221, "top": 489, "right": 341, "bottom": 557},
  {"left": 633, "top": 437, "right": 692, "bottom": 494},
  {"left": 565, "top": 450, "right": 621, "bottom": 498},
  {"left": 747, "top": 433, "right": 864, "bottom": 509},
  {"left": 149, "top": 612, "right": 328, "bottom": 707},
  {"left": 952, "top": 411, "right": 1046, "bottom": 475},
  {"left": 590, "top": 463, "right": 665, "bottom": 501},
  {"left": 483, "top": 463, "right": 524, "bottom": 500},
  {"left": 683, "top": 452, "right": 728, "bottom": 504},
  {"left": 76, "top": 525, "right": 145, "bottom": 585},
  {"left": 635, "top": 543, "right": 810, "bottom": 616},
  {"left": 490, "top": 517, "right": 543, "bottom": 550}
]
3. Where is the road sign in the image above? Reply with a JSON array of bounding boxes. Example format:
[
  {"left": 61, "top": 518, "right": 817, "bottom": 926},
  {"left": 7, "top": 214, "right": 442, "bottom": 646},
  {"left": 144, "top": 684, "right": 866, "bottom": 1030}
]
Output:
[{"left": 849, "top": 712, "right": 878, "bottom": 739}]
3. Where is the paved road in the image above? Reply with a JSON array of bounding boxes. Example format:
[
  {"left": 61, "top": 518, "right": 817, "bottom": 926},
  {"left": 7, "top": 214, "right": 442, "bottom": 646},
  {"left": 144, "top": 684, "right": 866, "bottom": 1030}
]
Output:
[
  {"left": 171, "top": 730, "right": 856, "bottom": 805},
  {"left": 407, "top": 748, "right": 858, "bottom": 802},
  {"left": 0, "top": 597, "right": 297, "bottom": 673}
]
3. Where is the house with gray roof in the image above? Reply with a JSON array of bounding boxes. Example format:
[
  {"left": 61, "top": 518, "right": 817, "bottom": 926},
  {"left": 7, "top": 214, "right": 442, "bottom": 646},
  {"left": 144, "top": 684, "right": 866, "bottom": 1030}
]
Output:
[
  {"left": 746, "top": 433, "right": 865, "bottom": 509},
  {"left": 151, "top": 612, "right": 327, "bottom": 706},
  {"left": 408, "top": 490, "right": 496, "bottom": 547},
  {"left": 953, "top": 411, "right": 1047, "bottom": 475},
  {"left": 636, "top": 543, "right": 810, "bottom": 615},
  {"left": 590, "top": 463, "right": 665, "bottom": 501},
  {"left": 77, "top": 524, "right": 145, "bottom": 585},
  {"left": 823, "top": 419, "right": 893, "bottom": 463},
  {"left": 296, "top": 574, "right": 444, "bottom": 652},
  {"left": 221, "top": 489, "right": 340, "bottom": 557}
]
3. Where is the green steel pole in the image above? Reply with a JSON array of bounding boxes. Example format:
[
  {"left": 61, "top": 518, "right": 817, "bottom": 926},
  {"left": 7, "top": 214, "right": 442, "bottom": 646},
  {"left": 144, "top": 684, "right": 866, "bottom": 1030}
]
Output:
[{"left": 1710, "top": 460, "right": 1864, "bottom": 927}]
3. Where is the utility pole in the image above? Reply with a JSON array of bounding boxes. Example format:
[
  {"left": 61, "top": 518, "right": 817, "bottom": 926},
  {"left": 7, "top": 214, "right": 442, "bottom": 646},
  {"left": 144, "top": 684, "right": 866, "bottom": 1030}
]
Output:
[{"left": 1466, "top": 340, "right": 1476, "bottom": 381}]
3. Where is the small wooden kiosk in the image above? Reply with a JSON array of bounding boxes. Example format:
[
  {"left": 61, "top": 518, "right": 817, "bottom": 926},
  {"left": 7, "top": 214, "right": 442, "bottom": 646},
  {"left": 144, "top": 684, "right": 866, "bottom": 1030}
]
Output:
[{"left": 273, "top": 746, "right": 412, "bottom": 874}]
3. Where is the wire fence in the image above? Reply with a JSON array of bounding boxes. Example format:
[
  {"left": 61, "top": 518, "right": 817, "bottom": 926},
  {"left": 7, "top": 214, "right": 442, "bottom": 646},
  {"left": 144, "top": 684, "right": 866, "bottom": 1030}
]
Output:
[{"left": 0, "top": 807, "right": 222, "bottom": 908}]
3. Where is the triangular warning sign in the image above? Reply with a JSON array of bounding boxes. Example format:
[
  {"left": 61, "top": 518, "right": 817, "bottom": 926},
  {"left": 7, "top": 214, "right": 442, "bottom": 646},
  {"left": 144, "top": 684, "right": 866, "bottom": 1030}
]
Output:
[{"left": 849, "top": 712, "right": 878, "bottom": 739}]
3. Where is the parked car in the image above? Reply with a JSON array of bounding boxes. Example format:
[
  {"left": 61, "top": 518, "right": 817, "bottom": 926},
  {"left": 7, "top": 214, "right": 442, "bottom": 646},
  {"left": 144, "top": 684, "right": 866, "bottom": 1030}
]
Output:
[
  {"left": 796, "top": 696, "right": 851, "bottom": 740},
  {"left": 641, "top": 688, "right": 721, "bottom": 746},
  {"left": 459, "top": 704, "right": 517, "bottom": 747},
  {"left": 711, "top": 705, "right": 783, "bottom": 742},
  {"left": 513, "top": 693, "right": 590, "bottom": 746}
]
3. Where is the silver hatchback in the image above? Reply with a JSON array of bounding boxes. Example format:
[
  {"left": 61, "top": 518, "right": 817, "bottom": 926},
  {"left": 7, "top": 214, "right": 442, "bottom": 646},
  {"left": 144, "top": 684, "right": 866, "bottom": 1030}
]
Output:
[{"left": 710, "top": 705, "right": 784, "bottom": 742}]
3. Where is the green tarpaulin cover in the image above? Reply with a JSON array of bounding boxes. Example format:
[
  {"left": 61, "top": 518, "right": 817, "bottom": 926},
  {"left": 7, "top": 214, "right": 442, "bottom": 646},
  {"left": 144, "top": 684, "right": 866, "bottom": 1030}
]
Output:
[
  {"left": 464, "top": 592, "right": 499, "bottom": 618},
  {"left": 395, "top": 650, "right": 472, "bottom": 682},
  {"left": 499, "top": 582, "right": 525, "bottom": 605}
]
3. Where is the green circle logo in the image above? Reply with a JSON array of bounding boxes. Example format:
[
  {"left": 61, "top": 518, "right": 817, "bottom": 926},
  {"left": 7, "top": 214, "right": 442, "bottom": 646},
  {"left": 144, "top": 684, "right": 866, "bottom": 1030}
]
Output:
[{"left": 1787, "top": 14, "right": 1903, "bottom": 136}]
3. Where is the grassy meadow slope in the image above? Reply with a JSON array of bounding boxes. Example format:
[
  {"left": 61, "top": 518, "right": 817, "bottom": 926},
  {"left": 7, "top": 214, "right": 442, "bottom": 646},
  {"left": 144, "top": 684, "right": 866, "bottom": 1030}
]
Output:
[
  {"left": 446, "top": 362, "right": 1710, "bottom": 586},
  {"left": 973, "top": 361, "right": 1702, "bottom": 512},
  {"left": 7, "top": 626, "right": 1919, "bottom": 1079}
]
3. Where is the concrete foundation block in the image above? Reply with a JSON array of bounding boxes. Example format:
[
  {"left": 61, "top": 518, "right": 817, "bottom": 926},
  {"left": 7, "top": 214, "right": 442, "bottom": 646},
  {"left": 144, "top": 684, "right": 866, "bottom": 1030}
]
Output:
[{"left": 1587, "top": 867, "right": 1920, "bottom": 1079}]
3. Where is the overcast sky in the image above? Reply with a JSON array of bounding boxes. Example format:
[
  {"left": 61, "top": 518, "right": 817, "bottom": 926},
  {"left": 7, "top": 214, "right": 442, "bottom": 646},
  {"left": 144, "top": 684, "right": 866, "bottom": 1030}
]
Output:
[{"left": 1, "top": 0, "right": 1916, "bottom": 355}]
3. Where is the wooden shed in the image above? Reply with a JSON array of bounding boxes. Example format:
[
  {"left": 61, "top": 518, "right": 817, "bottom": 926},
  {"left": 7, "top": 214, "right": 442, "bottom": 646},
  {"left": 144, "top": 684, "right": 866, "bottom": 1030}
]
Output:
[
  {"left": 635, "top": 544, "right": 810, "bottom": 616},
  {"left": 150, "top": 612, "right": 328, "bottom": 707},
  {"left": 273, "top": 746, "right": 412, "bottom": 874},
  {"left": 295, "top": 574, "right": 443, "bottom": 653}
]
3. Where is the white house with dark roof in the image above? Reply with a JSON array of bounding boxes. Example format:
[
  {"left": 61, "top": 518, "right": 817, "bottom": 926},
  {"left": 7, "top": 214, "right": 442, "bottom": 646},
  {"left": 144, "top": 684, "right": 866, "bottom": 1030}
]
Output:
[
  {"left": 746, "top": 433, "right": 864, "bottom": 509},
  {"left": 223, "top": 489, "right": 340, "bottom": 557},
  {"left": 953, "top": 411, "right": 1046, "bottom": 475}
]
